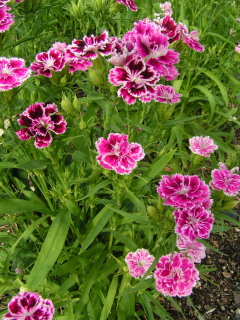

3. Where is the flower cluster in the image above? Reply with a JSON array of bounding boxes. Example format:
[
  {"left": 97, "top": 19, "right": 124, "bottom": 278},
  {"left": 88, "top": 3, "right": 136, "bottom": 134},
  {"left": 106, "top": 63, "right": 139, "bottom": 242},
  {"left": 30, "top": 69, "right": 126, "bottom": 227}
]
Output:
[
  {"left": 30, "top": 31, "right": 114, "bottom": 76},
  {"left": 95, "top": 133, "right": 145, "bottom": 175},
  {"left": 115, "top": 0, "right": 137, "bottom": 11},
  {"left": 0, "top": 0, "right": 14, "bottom": 33},
  {"left": 0, "top": 57, "right": 31, "bottom": 91},
  {"left": 125, "top": 248, "right": 154, "bottom": 278},
  {"left": 154, "top": 252, "right": 199, "bottom": 297},
  {"left": 210, "top": 162, "right": 240, "bottom": 196},
  {"left": 16, "top": 102, "right": 67, "bottom": 148},
  {"left": 3, "top": 291, "right": 55, "bottom": 320},
  {"left": 189, "top": 136, "right": 218, "bottom": 157}
]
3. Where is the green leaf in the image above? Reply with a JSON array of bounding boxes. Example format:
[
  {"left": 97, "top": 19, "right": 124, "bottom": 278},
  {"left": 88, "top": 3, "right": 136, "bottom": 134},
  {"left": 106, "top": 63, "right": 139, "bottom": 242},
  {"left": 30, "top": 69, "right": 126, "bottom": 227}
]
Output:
[
  {"left": 79, "top": 180, "right": 111, "bottom": 200},
  {"left": 100, "top": 276, "right": 118, "bottom": 320},
  {"left": 124, "top": 187, "right": 147, "bottom": 214},
  {"left": 192, "top": 85, "right": 216, "bottom": 121},
  {"left": 27, "top": 210, "right": 71, "bottom": 291},
  {"left": 19, "top": 159, "right": 50, "bottom": 170},
  {"left": 0, "top": 162, "right": 19, "bottom": 169},
  {"left": 110, "top": 230, "right": 138, "bottom": 251},
  {"left": 0, "top": 199, "right": 53, "bottom": 215}
]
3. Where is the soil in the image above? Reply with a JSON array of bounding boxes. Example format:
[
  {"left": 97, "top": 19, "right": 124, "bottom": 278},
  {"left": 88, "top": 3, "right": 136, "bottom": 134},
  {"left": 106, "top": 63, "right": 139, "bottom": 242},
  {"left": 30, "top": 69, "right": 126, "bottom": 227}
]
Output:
[{"left": 159, "top": 226, "right": 240, "bottom": 320}]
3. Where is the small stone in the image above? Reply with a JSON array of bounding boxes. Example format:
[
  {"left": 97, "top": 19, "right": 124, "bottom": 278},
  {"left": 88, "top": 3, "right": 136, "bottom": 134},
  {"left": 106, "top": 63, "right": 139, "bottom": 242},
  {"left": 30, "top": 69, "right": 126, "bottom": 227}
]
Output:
[
  {"left": 222, "top": 271, "right": 232, "bottom": 278},
  {"left": 221, "top": 306, "right": 225, "bottom": 311},
  {"left": 233, "top": 292, "right": 240, "bottom": 304}
]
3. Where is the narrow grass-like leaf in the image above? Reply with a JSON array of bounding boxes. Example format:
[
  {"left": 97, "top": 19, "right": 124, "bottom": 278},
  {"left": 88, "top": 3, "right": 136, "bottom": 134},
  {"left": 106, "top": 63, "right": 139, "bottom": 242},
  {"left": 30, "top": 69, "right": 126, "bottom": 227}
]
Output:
[
  {"left": 110, "top": 230, "right": 138, "bottom": 251},
  {"left": 124, "top": 187, "right": 147, "bottom": 214},
  {"left": 192, "top": 85, "right": 216, "bottom": 121},
  {"left": 100, "top": 276, "right": 118, "bottom": 320},
  {"left": 79, "top": 180, "right": 111, "bottom": 200},
  {"left": 27, "top": 210, "right": 71, "bottom": 291},
  {"left": 0, "top": 199, "right": 53, "bottom": 215}
]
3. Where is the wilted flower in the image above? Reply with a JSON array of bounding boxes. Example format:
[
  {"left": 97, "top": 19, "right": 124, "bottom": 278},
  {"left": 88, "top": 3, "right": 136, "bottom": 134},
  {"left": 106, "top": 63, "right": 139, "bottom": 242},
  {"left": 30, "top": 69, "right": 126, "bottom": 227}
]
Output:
[
  {"left": 3, "top": 291, "right": 55, "bottom": 320},
  {"left": 157, "top": 174, "right": 211, "bottom": 209},
  {"left": 125, "top": 248, "right": 155, "bottom": 278},
  {"left": 16, "top": 102, "right": 67, "bottom": 149},
  {"left": 174, "top": 206, "right": 214, "bottom": 241},
  {"left": 154, "top": 252, "right": 199, "bottom": 297},
  {"left": 0, "top": 57, "right": 31, "bottom": 91},
  {"left": 210, "top": 162, "right": 240, "bottom": 196},
  {"left": 30, "top": 48, "right": 66, "bottom": 77},
  {"left": 189, "top": 136, "right": 218, "bottom": 157},
  {"left": 154, "top": 84, "right": 181, "bottom": 104},
  {"left": 95, "top": 133, "right": 145, "bottom": 174},
  {"left": 177, "top": 235, "right": 206, "bottom": 263},
  {"left": 115, "top": 0, "right": 137, "bottom": 11}
]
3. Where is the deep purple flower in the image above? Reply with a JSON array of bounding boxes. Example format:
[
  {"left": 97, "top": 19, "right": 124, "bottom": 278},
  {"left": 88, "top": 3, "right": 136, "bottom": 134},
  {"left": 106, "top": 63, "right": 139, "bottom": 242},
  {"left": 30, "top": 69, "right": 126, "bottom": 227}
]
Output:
[
  {"left": 0, "top": 57, "right": 31, "bottom": 91},
  {"left": 157, "top": 174, "right": 212, "bottom": 209},
  {"left": 30, "top": 49, "right": 66, "bottom": 77},
  {"left": 154, "top": 252, "right": 199, "bottom": 297},
  {"left": 174, "top": 206, "right": 214, "bottom": 241},
  {"left": 154, "top": 84, "right": 181, "bottom": 103},
  {"left": 96, "top": 133, "right": 145, "bottom": 174},
  {"left": 189, "top": 136, "right": 218, "bottom": 157},
  {"left": 210, "top": 162, "right": 240, "bottom": 196},
  {"left": 16, "top": 102, "right": 67, "bottom": 149},
  {"left": 125, "top": 248, "right": 155, "bottom": 278},
  {"left": 177, "top": 235, "right": 206, "bottom": 263},
  {"left": 3, "top": 291, "right": 55, "bottom": 320},
  {"left": 115, "top": 0, "right": 137, "bottom": 11}
]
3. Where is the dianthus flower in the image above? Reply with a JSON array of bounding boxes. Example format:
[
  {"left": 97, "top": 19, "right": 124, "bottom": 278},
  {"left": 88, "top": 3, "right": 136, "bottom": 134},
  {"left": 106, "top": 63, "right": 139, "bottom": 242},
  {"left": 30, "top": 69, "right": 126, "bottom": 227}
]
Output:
[
  {"left": 125, "top": 248, "right": 155, "bottom": 278},
  {"left": 154, "top": 252, "right": 199, "bottom": 297},
  {"left": 154, "top": 84, "right": 181, "bottom": 104},
  {"left": 177, "top": 235, "right": 206, "bottom": 263},
  {"left": 235, "top": 44, "right": 240, "bottom": 54},
  {"left": 159, "top": 2, "right": 173, "bottom": 16},
  {"left": 115, "top": 0, "right": 137, "bottom": 11},
  {"left": 210, "top": 162, "right": 240, "bottom": 196},
  {"left": 30, "top": 48, "right": 66, "bottom": 77},
  {"left": 3, "top": 291, "right": 55, "bottom": 320},
  {"left": 178, "top": 23, "right": 205, "bottom": 52},
  {"left": 16, "top": 102, "right": 67, "bottom": 149},
  {"left": 0, "top": 0, "right": 10, "bottom": 7},
  {"left": 189, "top": 136, "right": 218, "bottom": 157},
  {"left": 95, "top": 133, "right": 145, "bottom": 175},
  {"left": 157, "top": 174, "right": 212, "bottom": 209},
  {"left": 0, "top": 6, "right": 14, "bottom": 33},
  {"left": 174, "top": 206, "right": 214, "bottom": 241},
  {"left": 0, "top": 57, "right": 30, "bottom": 91}
]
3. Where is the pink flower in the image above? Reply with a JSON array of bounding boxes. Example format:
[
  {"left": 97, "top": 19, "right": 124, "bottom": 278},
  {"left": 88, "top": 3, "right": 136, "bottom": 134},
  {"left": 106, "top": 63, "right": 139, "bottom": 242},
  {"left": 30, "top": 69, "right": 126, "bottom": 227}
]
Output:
[
  {"left": 177, "top": 235, "right": 206, "bottom": 263},
  {"left": 16, "top": 102, "right": 67, "bottom": 149},
  {"left": 174, "top": 206, "right": 214, "bottom": 241},
  {"left": 0, "top": 57, "right": 31, "bottom": 91},
  {"left": 108, "top": 56, "right": 158, "bottom": 104},
  {"left": 178, "top": 24, "right": 205, "bottom": 52},
  {"left": 235, "top": 44, "right": 240, "bottom": 53},
  {"left": 189, "top": 136, "right": 218, "bottom": 157},
  {"left": 154, "top": 84, "right": 181, "bottom": 104},
  {"left": 96, "top": 133, "right": 145, "bottom": 175},
  {"left": 3, "top": 291, "right": 55, "bottom": 320},
  {"left": 125, "top": 248, "right": 154, "bottom": 278},
  {"left": 154, "top": 252, "right": 199, "bottom": 297},
  {"left": 159, "top": 2, "right": 173, "bottom": 16},
  {"left": 108, "top": 39, "right": 136, "bottom": 66},
  {"left": 157, "top": 174, "right": 211, "bottom": 209},
  {"left": 30, "top": 48, "right": 66, "bottom": 77},
  {"left": 210, "top": 162, "right": 240, "bottom": 196},
  {"left": 115, "top": 0, "right": 137, "bottom": 11},
  {"left": 0, "top": 6, "right": 14, "bottom": 33},
  {"left": 0, "top": 1, "right": 10, "bottom": 7}
]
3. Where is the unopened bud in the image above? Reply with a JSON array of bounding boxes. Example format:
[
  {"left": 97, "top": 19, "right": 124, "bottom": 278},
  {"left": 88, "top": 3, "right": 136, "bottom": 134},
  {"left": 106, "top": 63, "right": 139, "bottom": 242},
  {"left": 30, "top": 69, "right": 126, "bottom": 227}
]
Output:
[{"left": 61, "top": 96, "right": 74, "bottom": 115}]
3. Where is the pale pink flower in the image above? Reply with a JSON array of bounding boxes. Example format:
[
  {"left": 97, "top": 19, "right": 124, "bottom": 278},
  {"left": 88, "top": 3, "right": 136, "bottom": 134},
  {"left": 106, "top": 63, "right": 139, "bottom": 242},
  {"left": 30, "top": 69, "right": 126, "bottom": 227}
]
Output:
[
  {"left": 3, "top": 291, "right": 55, "bottom": 320},
  {"left": 16, "top": 102, "right": 67, "bottom": 149},
  {"left": 115, "top": 0, "right": 137, "bottom": 11},
  {"left": 30, "top": 48, "right": 66, "bottom": 77},
  {"left": 154, "top": 252, "right": 199, "bottom": 297},
  {"left": 189, "top": 136, "right": 218, "bottom": 157},
  {"left": 125, "top": 248, "right": 154, "bottom": 278},
  {"left": 157, "top": 174, "right": 212, "bottom": 209},
  {"left": 96, "top": 133, "right": 145, "bottom": 175},
  {"left": 0, "top": 57, "right": 31, "bottom": 91},
  {"left": 51, "top": 42, "right": 67, "bottom": 54},
  {"left": 108, "top": 39, "right": 136, "bottom": 66},
  {"left": 177, "top": 235, "right": 206, "bottom": 263},
  {"left": 235, "top": 44, "right": 240, "bottom": 53},
  {"left": 174, "top": 206, "right": 214, "bottom": 241},
  {"left": 154, "top": 84, "right": 181, "bottom": 104},
  {"left": 210, "top": 162, "right": 240, "bottom": 196},
  {"left": 160, "top": 2, "right": 173, "bottom": 16}
]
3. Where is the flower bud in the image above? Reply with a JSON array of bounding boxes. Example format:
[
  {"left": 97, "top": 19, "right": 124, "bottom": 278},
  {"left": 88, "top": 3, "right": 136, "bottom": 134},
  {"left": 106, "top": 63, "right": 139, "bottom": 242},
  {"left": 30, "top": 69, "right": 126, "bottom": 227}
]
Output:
[{"left": 61, "top": 96, "right": 74, "bottom": 115}]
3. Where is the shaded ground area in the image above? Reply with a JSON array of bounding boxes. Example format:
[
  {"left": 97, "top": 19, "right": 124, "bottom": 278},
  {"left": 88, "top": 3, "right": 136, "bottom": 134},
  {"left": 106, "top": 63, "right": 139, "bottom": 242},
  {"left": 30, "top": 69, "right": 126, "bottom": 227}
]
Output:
[{"left": 160, "top": 227, "right": 240, "bottom": 320}]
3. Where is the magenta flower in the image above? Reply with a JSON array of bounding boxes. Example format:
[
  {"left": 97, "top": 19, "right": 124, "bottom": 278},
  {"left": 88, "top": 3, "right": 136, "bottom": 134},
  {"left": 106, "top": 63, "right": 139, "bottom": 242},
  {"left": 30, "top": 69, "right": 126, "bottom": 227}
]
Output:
[
  {"left": 0, "top": 0, "right": 10, "bottom": 7},
  {"left": 0, "top": 57, "right": 31, "bottom": 91},
  {"left": 178, "top": 24, "right": 205, "bottom": 52},
  {"left": 125, "top": 248, "right": 155, "bottom": 278},
  {"left": 108, "top": 56, "right": 158, "bottom": 104},
  {"left": 30, "top": 48, "right": 66, "bottom": 77},
  {"left": 177, "top": 235, "right": 206, "bottom": 263},
  {"left": 157, "top": 174, "right": 211, "bottom": 209},
  {"left": 235, "top": 44, "right": 240, "bottom": 53},
  {"left": 210, "top": 162, "right": 240, "bottom": 196},
  {"left": 0, "top": 6, "right": 14, "bottom": 33},
  {"left": 115, "top": 0, "right": 137, "bottom": 11},
  {"left": 3, "top": 291, "right": 55, "bottom": 320},
  {"left": 154, "top": 252, "right": 199, "bottom": 297},
  {"left": 189, "top": 136, "right": 218, "bottom": 157},
  {"left": 174, "top": 206, "right": 214, "bottom": 241},
  {"left": 96, "top": 133, "right": 145, "bottom": 175},
  {"left": 154, "top": 84, "right": 181, "bottom": 104},
  {"left": 16, "top": 102, "right": 67, "bottom": 149}
]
